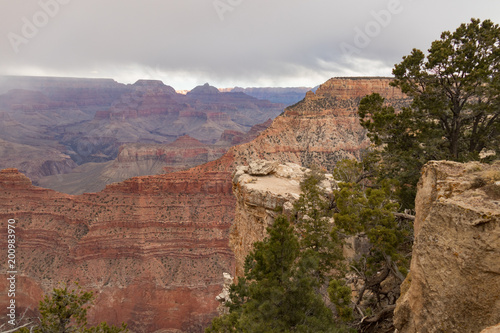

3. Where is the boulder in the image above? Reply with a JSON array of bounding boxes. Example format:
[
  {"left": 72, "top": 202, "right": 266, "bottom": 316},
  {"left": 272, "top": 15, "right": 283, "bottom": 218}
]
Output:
[{"left": 394, "top": 161, "right": 500, "bottom": 332}]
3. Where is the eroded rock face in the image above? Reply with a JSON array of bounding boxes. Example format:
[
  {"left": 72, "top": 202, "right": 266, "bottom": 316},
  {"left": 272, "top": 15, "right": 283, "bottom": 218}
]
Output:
[
  {"left": 0, "top": 167, "right": 235, "bottom": 333},
  {"left": 0, "top": 77, "right": 408, "bottom": 332},
  {"left": 394, "top": 161, "right": 500, "bottom": 333},
  {"left": 230, "top": 161, "right": 335, "bottom": 276},
  {"left": 215, "top": 273, "right": 234, "bottom": 315},
  {"left": 230, "top": 77, "right": 410, "bottom": 172}
]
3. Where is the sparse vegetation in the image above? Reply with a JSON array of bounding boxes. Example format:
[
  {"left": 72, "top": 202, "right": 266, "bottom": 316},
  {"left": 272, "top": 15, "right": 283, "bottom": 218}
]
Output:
[
  {"left": 359, "top": 18, "right": 500, "bottom": 208},
  {"left": 14, "top": 283, "right": 127, "bottom": 333}
]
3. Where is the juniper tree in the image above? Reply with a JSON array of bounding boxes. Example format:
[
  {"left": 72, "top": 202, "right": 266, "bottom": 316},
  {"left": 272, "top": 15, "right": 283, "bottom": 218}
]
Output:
[
  {"left": 359, "top": 18, "right": 500, "bottom": 207},
  {"left": 16, "top": 283, "right": 127, "bottom": 333},
  {"left": 206, "top": 216, "right": 346, "bottom": 333}
]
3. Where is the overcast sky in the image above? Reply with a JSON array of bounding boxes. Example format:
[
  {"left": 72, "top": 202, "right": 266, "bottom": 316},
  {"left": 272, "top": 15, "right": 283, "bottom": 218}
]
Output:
[{"left": 1, "top": 0, "right": 499, "bottom": 90}]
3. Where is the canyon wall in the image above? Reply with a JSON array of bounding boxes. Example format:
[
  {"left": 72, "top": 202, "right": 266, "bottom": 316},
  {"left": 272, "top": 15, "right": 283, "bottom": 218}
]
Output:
[
  {"left": 0, "top": 167, "right": 235, "bottom": 333},
  {"left": 231, "top": 160, "right": 336, "bottom": 276},
  {"left": 394, "top": 161, "right": 500, "bottom": 332},
  {"left": 230, "top": 77, "right": 409, "bottom": 172}
]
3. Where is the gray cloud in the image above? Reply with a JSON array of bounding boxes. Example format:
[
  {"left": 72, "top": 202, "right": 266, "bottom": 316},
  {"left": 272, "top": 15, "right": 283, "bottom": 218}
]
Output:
[{"left": 1, "top": 0, "right": 499, "bottom": 89}]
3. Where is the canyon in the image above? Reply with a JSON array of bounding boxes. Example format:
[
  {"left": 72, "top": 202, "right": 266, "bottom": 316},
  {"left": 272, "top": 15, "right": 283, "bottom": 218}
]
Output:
[
  {"left": 229, "top": 77, "right": 409, "bottom": 171},
  {"left": 0, "top": 76, "right": 284, "bottom": 189},
  {"left": 0, "top": 77, "right": 409, "bottom": 332},
  {"left": 38, "top": 119, "right": 272, "bottom": 195}
]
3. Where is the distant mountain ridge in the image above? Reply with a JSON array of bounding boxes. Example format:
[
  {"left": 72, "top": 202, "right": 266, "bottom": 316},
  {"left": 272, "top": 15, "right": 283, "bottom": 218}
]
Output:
[
  {"left": 0, "top": 76, "right": 284, "bottom": 185},
  {"left": 220, "top": 86, "right": 314, "bottom": 106}
]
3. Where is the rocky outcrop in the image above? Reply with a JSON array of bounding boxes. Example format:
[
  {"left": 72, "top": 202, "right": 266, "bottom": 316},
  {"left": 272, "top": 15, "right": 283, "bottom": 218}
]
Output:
[
  {"left": 0, "top": 76, "right": 411, "bottom": 332},
  {"left": 394, "top": 161, "right": 500, "bottom": 333},
  {"left": 215, "top": 273, "right": 234, "bottom": 315},
  {"left": 231, "top": 160, "right": 334, "bottom": 275},
  {"left": 230, "top": 77, "right": 410, "bottom": 172}
]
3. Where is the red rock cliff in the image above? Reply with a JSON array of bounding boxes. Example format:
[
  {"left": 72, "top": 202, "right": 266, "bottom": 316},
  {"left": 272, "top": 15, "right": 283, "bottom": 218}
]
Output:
[
  {"left": 0, "top": 167, "right": 235, "bottom": 333},
  {"left": 230, "top": 77, "right": 409, "bottom": 171}
]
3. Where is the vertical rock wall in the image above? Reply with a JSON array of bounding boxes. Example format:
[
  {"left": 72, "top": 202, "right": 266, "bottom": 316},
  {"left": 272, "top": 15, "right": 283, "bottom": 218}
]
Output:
[{"left": 394, "top": 161, "right": 500, "bottom": 332}]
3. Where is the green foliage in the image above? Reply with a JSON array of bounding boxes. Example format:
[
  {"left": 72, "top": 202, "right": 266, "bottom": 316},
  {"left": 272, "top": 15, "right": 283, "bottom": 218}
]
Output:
[
  {"left": 359, "top": 18, "right": 500, "bottom": 207},
  {"left": 206, "top": 216, "right": 345, "bottom": 333},
  {"left": 332, "top": 153, "right": 378, "bottom": 185},
  {"left": 16, "top": 283, "right": 127, "bottom": 333},
  {"left": 327, "top": 280, "right": 353, "bottom": 322},
  {"left": 293, "top": 167, "right": 345, "bottom": 283},
  {"left": 334, "top": 179, "right": 410, "bottom": 277}
]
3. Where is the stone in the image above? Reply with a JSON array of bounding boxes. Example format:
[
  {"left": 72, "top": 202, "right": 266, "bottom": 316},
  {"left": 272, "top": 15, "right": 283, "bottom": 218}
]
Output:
[
  {"left": 230, "top": 160, "right": 338, "bottom": 276},
  {"left": 247, "top": 159, "right": 278, "bottom": 175},
  {"left": 481, "top": 324, "right": 500, "bottom": 333},
  {"left": 394, "top": 161, "right": 500, "bottom": 333},
  {"left": 0, "top": 166, "right": 236, "bottom": 333},
  {"left": 230, "top": 77, "right": 410, "bottom": 173},
  {"left": 215, "top": 272, "right": 234, "bottom": 315}
]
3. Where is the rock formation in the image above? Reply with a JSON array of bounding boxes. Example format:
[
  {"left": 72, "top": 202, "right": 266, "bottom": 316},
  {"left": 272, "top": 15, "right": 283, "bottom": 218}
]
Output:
[
  {"left": 38, "top": 119, "right": 274, "bottom": 195},
  {"left": 0, "top": 76, "right": 283, "bottom": 189},
  {"left": 231, "top": 160, "right": 335, "bottom": 275},
  {"left": 215, "top": 273, "right": 234, "bottom": 315},
  {"left": 230, "top": 77, "right": 409, "bottom": 172},
  {"left": 38, "top": 135, "right": 229, "bottom": 194},
  {"left": 217, "top": 119, "right": 273, "bottom": 146},
  {"left": 394, "top": 161, "right": 500, "bottom": 332},
  {"left": 0, "top": 167, "right": 235, "bottom": 333}
]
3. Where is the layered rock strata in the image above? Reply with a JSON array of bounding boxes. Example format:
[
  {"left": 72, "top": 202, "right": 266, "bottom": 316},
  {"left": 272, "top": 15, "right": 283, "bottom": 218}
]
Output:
[
  {"left": 0, "top": 77, "right": 409, "bottom": 332},
  {"left": 230, "top": 77, "right": 409, "bottom": 172},
  {"left": 394, "top": 161, "right": 500, "bottom": 332},
  {"left": 0, "top": 167, "right": 235, "bottom": 333}
]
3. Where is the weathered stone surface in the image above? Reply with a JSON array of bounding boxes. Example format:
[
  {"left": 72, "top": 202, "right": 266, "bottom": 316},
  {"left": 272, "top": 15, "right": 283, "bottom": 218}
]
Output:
[
  {"left": 0, "top": 167, "right": 235, "bottom": 333},
  {"left": 231, "top": 161, "right": 336, "bottom": 276},
  {"left": 481, "top": 324, "right": 500, "bottom": 333},
  {"left": 215, "top": 273, "right": 234, "bottom": 315},
  {"left": 0, "top": 76, "right": 409, "bottom": 332},
  {"left": 247, "top": 159, "right": 278, "bottom": 175},
  {"left": 230, "top": 77, "right": 410, "bottom": 172},
  {"left": 394, "top": 161, "right": 500, "bottom": 333}
]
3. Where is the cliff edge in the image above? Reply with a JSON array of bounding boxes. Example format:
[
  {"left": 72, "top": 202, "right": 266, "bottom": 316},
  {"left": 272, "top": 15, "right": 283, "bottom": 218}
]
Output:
[{"left": 394, "top": 161, "right": 500, "bottom": 332}]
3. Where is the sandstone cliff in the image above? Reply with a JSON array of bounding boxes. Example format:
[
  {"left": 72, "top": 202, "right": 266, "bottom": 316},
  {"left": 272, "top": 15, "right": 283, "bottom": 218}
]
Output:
[
  {"left": 394, "top": 161, "right": 500, "bottom": 333},
  {"left": 230, "top": 160, "right": 338, "bottom": 276},
  {"left": 231, "top": 161, "right": 305, "bottom": 275},
  {"left": 230, "top": 77, "right": 409, "bottom": 172}
]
